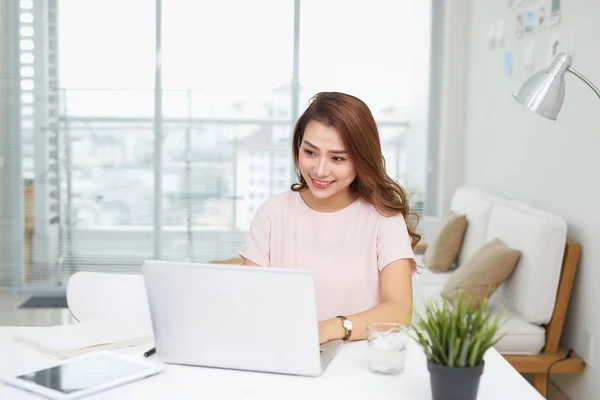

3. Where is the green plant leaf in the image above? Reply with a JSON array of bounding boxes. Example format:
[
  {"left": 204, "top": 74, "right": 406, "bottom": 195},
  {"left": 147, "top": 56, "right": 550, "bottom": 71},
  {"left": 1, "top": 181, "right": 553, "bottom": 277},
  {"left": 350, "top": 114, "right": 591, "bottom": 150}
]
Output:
[
  {"left": 458, "top": 336, "right": 471, "bottom": 367},
  {"left": 401, "top": 289, "right": 506, "bottom": 368},
  {"left": 469, "top": 335, "right": 485, "bottom": 367}
]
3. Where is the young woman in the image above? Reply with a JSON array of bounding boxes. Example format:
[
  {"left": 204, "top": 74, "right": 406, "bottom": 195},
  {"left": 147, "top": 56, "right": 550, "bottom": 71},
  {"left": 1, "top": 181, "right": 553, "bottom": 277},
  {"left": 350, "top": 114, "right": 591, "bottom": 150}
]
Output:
[{"left": 239, "top": 92, "right": 420, "bottom": 344}]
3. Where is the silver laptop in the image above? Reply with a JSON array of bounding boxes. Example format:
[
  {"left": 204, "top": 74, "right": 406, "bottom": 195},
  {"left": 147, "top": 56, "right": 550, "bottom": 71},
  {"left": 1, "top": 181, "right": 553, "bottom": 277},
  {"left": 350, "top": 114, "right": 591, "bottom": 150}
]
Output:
[{"left": 142, "top": 260, "right": 343, "bottom": 377}]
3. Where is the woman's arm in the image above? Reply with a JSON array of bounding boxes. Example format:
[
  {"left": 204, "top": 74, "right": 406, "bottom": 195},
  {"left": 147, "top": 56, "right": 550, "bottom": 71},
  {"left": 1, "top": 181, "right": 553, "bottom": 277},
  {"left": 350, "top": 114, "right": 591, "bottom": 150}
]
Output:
[
  {"left": 318, "top": 258, "right": 414, "bottom": 343},
  {"left": 238, "top": 200, "right": 271, "bottom": 267}
]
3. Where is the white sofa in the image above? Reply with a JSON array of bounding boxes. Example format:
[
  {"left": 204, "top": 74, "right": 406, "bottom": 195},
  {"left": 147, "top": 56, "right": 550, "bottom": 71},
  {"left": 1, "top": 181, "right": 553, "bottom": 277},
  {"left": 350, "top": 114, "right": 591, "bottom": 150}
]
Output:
[{"left": 413, "top": 186, "right": 568, "bottom": 355}]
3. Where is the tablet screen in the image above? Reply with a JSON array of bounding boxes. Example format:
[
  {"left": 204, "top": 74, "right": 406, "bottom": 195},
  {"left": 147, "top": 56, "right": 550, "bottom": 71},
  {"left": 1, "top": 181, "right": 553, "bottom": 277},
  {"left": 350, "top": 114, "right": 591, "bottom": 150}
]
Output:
[{"left": 16, "top": 354, "right": 152, "bottom": 395}]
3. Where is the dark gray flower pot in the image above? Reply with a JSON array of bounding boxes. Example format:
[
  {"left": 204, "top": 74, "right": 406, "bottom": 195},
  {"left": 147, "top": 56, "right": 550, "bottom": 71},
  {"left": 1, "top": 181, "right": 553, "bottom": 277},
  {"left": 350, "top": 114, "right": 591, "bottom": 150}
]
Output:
[{"left": 427, "top": 360, "right": 485, "bottom": 400}]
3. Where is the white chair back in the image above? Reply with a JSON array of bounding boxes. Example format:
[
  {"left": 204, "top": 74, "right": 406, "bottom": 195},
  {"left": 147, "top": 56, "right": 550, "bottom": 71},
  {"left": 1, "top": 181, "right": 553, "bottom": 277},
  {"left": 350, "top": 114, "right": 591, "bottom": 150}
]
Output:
[{"left": 66, "top": 271, "right": 152, "bottom": 327}]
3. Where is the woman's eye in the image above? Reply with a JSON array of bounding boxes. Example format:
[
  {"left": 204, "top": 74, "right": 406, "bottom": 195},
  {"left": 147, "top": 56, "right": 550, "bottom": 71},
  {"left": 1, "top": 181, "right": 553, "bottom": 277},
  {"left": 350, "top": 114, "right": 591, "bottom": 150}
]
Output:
[
  {"left": 303, "top": 149, "right": 315, "bottom": 156},
  {"left": 332, "top": 157, "right": 345, "bottom": 162}
]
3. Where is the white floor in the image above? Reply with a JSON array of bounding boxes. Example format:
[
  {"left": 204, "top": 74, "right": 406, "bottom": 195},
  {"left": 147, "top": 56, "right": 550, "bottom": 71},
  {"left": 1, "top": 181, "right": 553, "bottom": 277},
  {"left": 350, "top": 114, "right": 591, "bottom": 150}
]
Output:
[
  {"left": 0, "top": 290, "right": 76, "bottom": 327},
  {"left": 0, "top": 290, "right": 570, "bottom": 400}
]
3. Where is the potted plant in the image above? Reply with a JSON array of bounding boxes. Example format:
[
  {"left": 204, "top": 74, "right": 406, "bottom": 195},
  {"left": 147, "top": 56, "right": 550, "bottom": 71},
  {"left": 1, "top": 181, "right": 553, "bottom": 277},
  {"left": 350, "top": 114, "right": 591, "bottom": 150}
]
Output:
[{"left": 406, "top": 291, "right": 506, "bottom": 400}]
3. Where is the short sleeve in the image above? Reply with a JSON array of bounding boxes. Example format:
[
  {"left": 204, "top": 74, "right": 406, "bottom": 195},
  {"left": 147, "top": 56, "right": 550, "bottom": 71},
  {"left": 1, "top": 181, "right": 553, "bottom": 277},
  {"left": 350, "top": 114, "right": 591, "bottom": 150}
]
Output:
[
  {"left": 376, "top": 213, "right": 416, "bottom": 272},
  {"left": 238, "top": 200, "right": 271, "bottom": 266}
]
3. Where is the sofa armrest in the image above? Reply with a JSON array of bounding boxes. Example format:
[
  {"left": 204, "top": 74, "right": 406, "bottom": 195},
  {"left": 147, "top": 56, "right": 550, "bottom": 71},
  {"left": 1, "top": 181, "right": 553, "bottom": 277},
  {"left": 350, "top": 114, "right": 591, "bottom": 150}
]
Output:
[{"left": 503, "top": 348, "right": 585, "bottom": 373}]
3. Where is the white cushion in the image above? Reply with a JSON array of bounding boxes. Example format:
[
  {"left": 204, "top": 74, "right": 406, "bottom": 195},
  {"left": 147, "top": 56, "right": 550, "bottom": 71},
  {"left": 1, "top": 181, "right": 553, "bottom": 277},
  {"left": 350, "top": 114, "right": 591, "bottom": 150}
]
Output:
[
  {"left": 412, "top": 283, "right": 446, "bottom": 317},
  {"left": 485, "top": 203, "right": 567, "bottom": 325},
  {"left": 449, "top": 187, "right": 504, "bottom": 265},
  {"left": 489, "top": 304, "right": 546, "bottom": 355},
  {"left": 412, "top": 257, "right": 454, "bottom": 314},
  {"left": 412, "top": 285, "right": 545, "bottom": 355}
]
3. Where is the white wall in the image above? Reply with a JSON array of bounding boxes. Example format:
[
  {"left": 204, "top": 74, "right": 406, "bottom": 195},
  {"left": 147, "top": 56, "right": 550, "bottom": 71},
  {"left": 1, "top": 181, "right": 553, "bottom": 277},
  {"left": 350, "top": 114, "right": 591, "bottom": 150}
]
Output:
[
  {"left": 434, "top": 0, "right": 470, "bottom": 216},
  {"left": 463, "top": 1, "right": 600, "bottom": 399}
]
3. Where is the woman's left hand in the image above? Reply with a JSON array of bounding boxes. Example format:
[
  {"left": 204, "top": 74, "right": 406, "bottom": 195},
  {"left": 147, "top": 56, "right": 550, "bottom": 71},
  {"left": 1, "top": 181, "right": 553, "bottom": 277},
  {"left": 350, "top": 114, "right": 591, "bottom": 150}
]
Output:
[
  {"left": 318, "top": 320, "right": 341, "bottom": 344},
  {"left": 318, "top": 321, "right": 330, "bottom": 344}
]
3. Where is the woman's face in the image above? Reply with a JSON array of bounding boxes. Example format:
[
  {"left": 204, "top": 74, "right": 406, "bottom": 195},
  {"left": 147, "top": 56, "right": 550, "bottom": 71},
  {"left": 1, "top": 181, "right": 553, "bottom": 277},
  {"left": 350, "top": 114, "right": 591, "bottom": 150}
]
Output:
[{"left": 298, "top": 120, "right": 357, "bottom": 202}]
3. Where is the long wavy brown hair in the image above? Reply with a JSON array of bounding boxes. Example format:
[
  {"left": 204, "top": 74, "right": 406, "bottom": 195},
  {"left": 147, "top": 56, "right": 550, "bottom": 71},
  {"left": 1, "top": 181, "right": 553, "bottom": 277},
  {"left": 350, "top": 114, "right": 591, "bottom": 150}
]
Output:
[{"left": 291, "top": 92, "right": 421, "bottom": 248}]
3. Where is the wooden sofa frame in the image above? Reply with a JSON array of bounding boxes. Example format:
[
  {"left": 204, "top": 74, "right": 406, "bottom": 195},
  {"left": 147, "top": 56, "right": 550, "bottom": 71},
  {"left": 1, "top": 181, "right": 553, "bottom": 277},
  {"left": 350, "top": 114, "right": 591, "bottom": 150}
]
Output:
[
  {"left": 213, "top": 241, "right": 585, "bottom": 398},
  {"left": 415, "top": 241, "right": 585, "bottom": 398}
]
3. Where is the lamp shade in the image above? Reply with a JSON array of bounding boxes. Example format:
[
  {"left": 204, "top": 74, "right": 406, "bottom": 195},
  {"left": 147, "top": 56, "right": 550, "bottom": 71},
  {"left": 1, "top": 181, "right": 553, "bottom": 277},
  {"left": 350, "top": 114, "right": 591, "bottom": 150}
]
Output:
[{"left": 513, "top": 53, "right": 572, "bottom": 120}]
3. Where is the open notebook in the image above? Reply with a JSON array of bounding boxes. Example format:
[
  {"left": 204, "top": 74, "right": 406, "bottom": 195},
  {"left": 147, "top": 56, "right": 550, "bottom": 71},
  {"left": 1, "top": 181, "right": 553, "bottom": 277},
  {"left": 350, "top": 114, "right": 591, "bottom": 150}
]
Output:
[{"left": 14, "top": 321, "right": 153, "bottom": 359}]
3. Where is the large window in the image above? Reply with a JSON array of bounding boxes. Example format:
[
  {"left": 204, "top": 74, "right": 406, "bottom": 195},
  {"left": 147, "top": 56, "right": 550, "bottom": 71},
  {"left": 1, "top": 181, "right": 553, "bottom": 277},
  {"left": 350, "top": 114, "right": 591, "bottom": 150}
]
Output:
[{"left": 16, "top": 0, "right": 433, "bottom": 287}]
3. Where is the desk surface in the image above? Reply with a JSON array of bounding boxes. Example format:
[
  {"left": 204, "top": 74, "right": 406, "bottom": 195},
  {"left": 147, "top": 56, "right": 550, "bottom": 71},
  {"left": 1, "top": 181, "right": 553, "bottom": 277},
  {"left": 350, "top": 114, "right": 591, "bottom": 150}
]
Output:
[{"left": 0, "top": 326, "right": 544, "bottom": 400}]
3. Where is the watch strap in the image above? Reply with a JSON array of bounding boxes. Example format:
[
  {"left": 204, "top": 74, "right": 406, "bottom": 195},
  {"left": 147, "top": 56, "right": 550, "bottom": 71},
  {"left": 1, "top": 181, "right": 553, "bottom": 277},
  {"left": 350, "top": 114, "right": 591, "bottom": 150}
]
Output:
[{"left": 336, "top": 316, "right": 352, "bottom": 341}]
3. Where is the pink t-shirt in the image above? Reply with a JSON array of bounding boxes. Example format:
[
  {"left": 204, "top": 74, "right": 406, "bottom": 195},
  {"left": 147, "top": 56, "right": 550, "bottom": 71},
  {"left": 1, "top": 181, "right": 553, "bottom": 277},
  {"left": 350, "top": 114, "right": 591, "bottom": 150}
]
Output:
[{"left": 238, "top": 190, "right": 416, "bottom": 321}]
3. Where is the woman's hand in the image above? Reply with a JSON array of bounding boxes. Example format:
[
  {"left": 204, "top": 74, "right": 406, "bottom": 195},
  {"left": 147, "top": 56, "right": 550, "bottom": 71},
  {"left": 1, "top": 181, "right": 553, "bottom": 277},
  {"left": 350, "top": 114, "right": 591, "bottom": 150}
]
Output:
[
  {"left": 318, "top": 321, "right": 330, "bottom": 344},
  {"left": 318, "top": 319, "right": 344, "bottom": 344}
]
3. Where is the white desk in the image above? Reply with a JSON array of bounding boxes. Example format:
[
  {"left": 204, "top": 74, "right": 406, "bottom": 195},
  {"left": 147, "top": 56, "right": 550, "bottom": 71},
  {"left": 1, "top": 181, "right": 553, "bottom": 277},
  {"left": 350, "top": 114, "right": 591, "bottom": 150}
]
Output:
[{"left": 0, "top": 327, "right": 544, "bottom": 400}]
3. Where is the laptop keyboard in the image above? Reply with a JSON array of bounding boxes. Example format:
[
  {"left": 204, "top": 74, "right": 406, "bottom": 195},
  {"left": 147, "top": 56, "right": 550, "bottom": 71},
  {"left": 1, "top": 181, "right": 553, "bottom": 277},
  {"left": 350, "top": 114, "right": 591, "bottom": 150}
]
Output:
[{"left": 320, "top": 339, "right": 344, "bottom": 368}]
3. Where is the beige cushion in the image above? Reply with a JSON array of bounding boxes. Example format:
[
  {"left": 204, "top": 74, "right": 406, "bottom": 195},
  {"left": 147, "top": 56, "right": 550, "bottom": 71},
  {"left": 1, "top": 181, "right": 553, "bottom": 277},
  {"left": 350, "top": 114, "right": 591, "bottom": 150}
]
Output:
[
  {"left": 441, "top": 238, "right": 521, "bottom": 307},
  {"left": 423, "top": 211, "right": 467, "bottom": 272}
]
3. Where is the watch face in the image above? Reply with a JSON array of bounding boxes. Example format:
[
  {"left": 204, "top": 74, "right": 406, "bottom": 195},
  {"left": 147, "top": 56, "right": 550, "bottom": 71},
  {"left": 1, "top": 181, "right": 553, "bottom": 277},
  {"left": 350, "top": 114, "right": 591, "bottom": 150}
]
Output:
[{"left": 343, "top": 319, "right": 353, "bottom": 330}]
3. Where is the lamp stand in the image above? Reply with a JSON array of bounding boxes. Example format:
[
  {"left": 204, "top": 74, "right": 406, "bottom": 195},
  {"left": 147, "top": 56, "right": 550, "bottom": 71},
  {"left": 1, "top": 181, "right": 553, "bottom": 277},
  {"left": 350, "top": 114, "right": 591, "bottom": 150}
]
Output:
[{"left": 567, "top": 67, "right": 600, "bottom": 99}]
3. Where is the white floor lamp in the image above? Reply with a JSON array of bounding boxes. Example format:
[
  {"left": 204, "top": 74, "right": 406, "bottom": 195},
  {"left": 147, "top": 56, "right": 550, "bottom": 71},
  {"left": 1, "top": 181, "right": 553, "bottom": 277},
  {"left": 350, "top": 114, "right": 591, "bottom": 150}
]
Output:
[{"left": 513, "top": 53, "right": 600, "bottom": 120}]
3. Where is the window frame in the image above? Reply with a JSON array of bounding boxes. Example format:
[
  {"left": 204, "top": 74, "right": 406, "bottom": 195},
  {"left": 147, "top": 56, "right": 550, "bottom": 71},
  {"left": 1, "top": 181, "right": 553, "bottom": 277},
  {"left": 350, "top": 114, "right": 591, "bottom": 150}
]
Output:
[{"left": 7, "top": 0, "right": 439, "bottom": 290}]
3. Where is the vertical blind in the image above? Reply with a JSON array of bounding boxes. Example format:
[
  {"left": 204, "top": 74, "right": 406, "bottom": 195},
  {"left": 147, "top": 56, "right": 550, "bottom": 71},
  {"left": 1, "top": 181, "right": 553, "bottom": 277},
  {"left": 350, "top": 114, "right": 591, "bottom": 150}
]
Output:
[
  {"left": 1, "top": 0, "right": 62, "bottom": 288},
  {"left": 4, "top": 0, "right": 432, "bottom": 289},
  {"left": 0, "top": 0, "right": 14, "bottom": 287}
]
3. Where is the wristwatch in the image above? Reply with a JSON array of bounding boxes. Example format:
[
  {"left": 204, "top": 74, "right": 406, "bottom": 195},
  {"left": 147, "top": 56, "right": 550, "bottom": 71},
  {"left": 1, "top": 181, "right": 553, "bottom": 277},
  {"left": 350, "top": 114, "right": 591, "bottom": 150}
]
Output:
[{"left": 336, "top": 316, "right": 353, "bottom": 341}]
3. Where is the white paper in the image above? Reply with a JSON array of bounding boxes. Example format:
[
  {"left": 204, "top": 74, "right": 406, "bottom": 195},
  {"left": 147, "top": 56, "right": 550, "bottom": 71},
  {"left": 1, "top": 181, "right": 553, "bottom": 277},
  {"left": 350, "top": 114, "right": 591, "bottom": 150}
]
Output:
[
  {"left": 524, "top": 43, "right": 534, "bottom": 71},
  {"left": 13, "top": 322, "right": 153, "bottom": 359},
  {"left": 495, "top": 21, "right": 505, "bottom": 45},
  {"left": 488, "top": 23, "right": 496, "bottom": 48}
]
